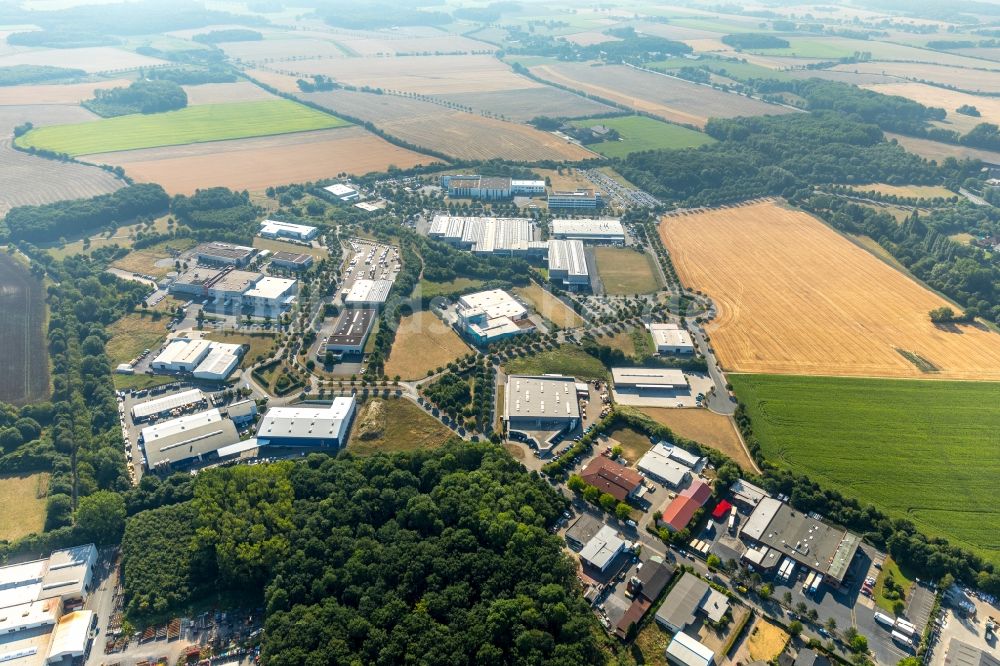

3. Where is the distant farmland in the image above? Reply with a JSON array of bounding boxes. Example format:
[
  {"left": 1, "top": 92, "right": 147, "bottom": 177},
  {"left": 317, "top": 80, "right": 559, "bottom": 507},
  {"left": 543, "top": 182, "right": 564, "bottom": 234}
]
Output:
[
  {"left": 731, "top": 373, "right": 1000, "bottom": 565},
  {"left": 529, "top": 61, "right": 792, "bottom": 128},
  {"left": 300, "top": 89, "right": 595, "bottom": 162},
  {"left": 0, "top": 253, "right": 49, "bottom": 405},
  {"left": 570, "top": 115, "right": 714, "bottom": 157},
  {"left": 17, "top": 99, "right": 349, "bottom": 156},
  {"left": 84, "top": 126, "right": 430, "bottom": 195}
]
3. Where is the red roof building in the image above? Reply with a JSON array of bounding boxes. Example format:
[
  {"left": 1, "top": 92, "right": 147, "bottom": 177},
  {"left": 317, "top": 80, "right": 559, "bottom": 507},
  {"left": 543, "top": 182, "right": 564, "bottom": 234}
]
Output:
[
  {"left": 659, "top": 479, "right": 713, "bottom": 532},
  {"left": 580, "top": 457, "right": 644, "bottom": 502},
  {"left": 711, "top": 499, "right": 733, "bottom": 520}
]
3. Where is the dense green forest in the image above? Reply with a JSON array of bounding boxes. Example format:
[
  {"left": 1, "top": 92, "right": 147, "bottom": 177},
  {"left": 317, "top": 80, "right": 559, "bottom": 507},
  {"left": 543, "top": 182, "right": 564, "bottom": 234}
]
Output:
[
  {"left": 146, "top": 67, "right": 237, "bottom": 85},
  {"left": 0, "top": 65, "right": 86, "bottom": 86},
  {"left": 83, "top": 79, "right": 188, "bottom": 117},
  {"left": 2, "top": 184, "right": 169, "bottom": 244},
  {"left": 721, "top": 33, "right": 790, "bottom": 49},
  {"left": 121, "top": 444, "right": 607, "bottom": 664},
  {"left": 616, "top": 111, "right": 941, "bottom": 205},
  {"left": 170, "top": 187, "right": 259, "bottom": 242}
]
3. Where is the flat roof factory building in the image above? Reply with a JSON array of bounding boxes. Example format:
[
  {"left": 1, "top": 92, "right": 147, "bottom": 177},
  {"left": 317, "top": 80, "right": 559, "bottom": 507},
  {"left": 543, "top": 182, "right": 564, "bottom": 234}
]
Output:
[
  {"left": 345, "top": 278, "right": 394, "bottom": 307},
  {"left": 649, "top": 323, "right": 695, "bottom": 355},
  {"left": 0, "top": 544, "right": 98, "bottom": 666},
  {"left": 457, "top": 289, "right": 534, "bottom": 344},
  {"left": 740, "top": 497, "right": 862, "bottom": 587},
  {"left": 325, "top": 308, "right": 376, "bottom": 354},
  {"left": 256, "top": 397, "right": 356, "bottom": 448},
  {"left": 428, "top": 215, "right": 546, "bottom": 256},
  {"left": 666, "top": 631, "right": 715, "bottom": 666},
  {"left": 150, "top": 339, "right": 242, "bottom": 380},
  {"left": 547, "top": 239, "right": 589, "bottom": 288},
  {"left": 551, "top": 217, "right": 624, "bottom": 243},
  {"left": 258, "top": 219, "right": 318, "bottom": 241},
  {"left": 612, "top": 367, "right": 688, "bottom": 390},
  {"left": 504, "top": 374, "right": 580, "bottom": 435},
  {"left": 323, "top": 183, "right": 360, "bottom": 201},
  {"left": 270, "top": 251, "right": 314, "bottom": 271},
  {"left": 579, "top": 524, "right": 627, "bottom": 571},
  {"left": 131, "top": 388, "right": 206, "bottom": 422},
  {"left": 548, "top": 189, "right": 603, "bottom": 210},
  {"left": 637, "top": 443, "right": 693, "bottom": 488},
  {"left": 655, "top": 572, "right": 730, "bottom": 633},
  {"left": 139, "top": 408, "right": 241, "bottom": 470},
  {"left": 194, "top": 242, "right": 257, "bottom": 267}
]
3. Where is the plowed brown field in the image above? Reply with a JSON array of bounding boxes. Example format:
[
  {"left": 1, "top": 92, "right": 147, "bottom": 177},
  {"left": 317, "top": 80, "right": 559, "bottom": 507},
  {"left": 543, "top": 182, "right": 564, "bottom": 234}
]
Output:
[
  {"left": 661, "top": 200, "right": 1000, "bottom": 379},
  {"left": 83, "top": 126, "right": 431, "bottom": 195}
]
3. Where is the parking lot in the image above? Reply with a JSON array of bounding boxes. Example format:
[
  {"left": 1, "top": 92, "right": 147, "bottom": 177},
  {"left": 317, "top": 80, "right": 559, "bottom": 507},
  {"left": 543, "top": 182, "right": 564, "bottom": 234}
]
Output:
[{"left": 930, "top": 590, "right": 1000, "bottom": 666}]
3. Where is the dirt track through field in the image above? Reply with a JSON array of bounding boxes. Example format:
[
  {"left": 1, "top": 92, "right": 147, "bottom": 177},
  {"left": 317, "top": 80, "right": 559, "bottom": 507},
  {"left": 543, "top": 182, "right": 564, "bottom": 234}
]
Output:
[{"left": 661, "top": 200, "right": 1000, "bottom": 380}]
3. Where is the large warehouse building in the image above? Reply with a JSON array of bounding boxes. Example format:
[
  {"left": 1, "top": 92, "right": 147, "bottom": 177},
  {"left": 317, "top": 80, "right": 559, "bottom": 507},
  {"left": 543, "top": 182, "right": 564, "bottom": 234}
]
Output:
[
  {"left": 428, "top": 215, "right": 546, "bottom": 256},
  {"left": 504, "top": 374, "right": 580, "bottom": 437},
  {"left": 131, "top": 388, "right": 206, "bottom": 422},
  {"left": 0, "top": 544, "right": 98, "bottom": 666},
  {"left": 345, "top": 278, "right": 394, "bottom": 307},
  {"left": 194, "top": 242, "right": 257, "bottom": 267},
  {"left": 256, "top": 397, "right": 356, "bottom": 448},
  {"left": 139, "top": 408, "right": 241, "bottom": 470},
  {"left": 149, "top": 338, "right": 243, "bottom": 381},
  {"left": 457, "top": 289, "right": 534, "bottom": 344},
  {"left": 547, "top": 239, "right": 589, "bottom": 288},
  {"left": 440, "top": 174, "right": 545, "bottom": 200},
  {"left": 258, "top": 219, "right": 318, "bottom": 241},
  {"left": 740, "top": 497, "right": 862, "bottom": 588},
  {"left": 612, "top": 367, "right": 688, "bottom": 390},
  {"left": 551, "top": 218, "right": 624, "bottom": 243},
  {"left": 168, "top": 267, "right": 298, "bottom": 315},
  {"left": 325, "top": 308, "right": 376, "bottom": 354}
]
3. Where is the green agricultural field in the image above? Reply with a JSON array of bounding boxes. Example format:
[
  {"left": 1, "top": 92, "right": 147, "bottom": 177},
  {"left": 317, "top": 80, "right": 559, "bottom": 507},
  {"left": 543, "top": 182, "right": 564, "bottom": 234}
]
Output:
[
  {"left": 16, "top": 99, "right": 349, "bottom": 156},
  {"left": 648, "top": 57, "right": 796, "bottom": 82},
  {"left": 571, "top": 115, "right": 713, "bottom": 157},
  {"left": 730, "top": 374, "right": 1000, "bottom": 564}
]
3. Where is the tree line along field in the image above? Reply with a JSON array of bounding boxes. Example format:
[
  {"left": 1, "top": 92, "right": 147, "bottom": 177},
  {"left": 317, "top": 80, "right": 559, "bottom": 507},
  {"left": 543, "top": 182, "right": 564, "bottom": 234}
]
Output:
[
  {"left": 571, "top": 115, "right": 714, "bottom": 158},
  {"left": 0, "top": 253, "right": 49, "bottom": 405},
  {"left": 528, "top": 61, "right": 794, "bottom": 128},
  {"left": 661, "top": 200, "right": 1000, "bottom": 380},
  {"left": 297, "top": 88, "right": 595, "bottom": 162},
  {"left": 863, "top": 82, "right": 1000, "bottom": 133},
  {"left": 16, "top": 99, "right": 349, "bottom": 156},
  {"left": 884, "top": 132, "right": 1000, "bottom": 164},
  {"left": 830, "top": 62, "right": 1000, "bottom": 94},
  {"left": 730, "top": 373, "right": 1000, "bottom": 565},
  {"left": 83, "top": 126, "right": 430, "bottom": 196}
]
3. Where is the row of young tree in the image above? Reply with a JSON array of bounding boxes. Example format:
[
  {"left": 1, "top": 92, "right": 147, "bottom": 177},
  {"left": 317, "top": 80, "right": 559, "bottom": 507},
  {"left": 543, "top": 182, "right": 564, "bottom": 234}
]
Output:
[{"left": 121, "top": 444, "right": 608, "bottom": 664}]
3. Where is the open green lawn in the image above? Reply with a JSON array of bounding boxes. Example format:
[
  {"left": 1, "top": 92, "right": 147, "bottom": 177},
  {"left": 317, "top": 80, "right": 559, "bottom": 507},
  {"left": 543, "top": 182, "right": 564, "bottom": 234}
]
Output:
[
  {"left": 730, "top": 374, "right": 1000, "bottom": 565},
  {"left": 505, "top": 345, "right": 608, "bottom": 380},
  {"left": 16, "top": 99, "right": 349, "bottom": 156},
  {"left": 594, "top": 246, "right": 662, "bottom": 294},
  {"left": 571, "top": 115, "right": 714, "bottom": 157}
]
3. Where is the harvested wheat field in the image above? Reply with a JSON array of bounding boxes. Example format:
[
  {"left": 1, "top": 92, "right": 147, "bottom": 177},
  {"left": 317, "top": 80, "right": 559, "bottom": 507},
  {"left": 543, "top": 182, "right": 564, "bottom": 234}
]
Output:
[
  {"left": 246, "top": 68, "right": 303, "bottom": 93},
  {"left": 384, "top": 310, "right": 471, "bottom": 380},
  {"left": 886, "top": 132, "right": 1000, "bottom": 163},
  {"left": 638, "top": 407, "right": 757, "bottom": 472},
  {"left": 529, "top": 62, "right": 791, "bottom": 128},
  {"left": 83, "top": 126, "right": 430, "bottom": 195},
  {"left": 281, "top": 54, "right": 535, "bottom": 95},
  {"left": 661, "top": 200, "right": 1000, "bottom": 379},
  {"left": 0, "top": 105, "right": 122, "bottom": 216},
  {"left": 182, "top": 81, "right": 276, "bottom": 105},
  {"left": 848, "top": 182, "right": 956, "bottom": 200},
  {"left": 300, "top": 89, "right": 594, "bottom": 162},
  {"left": 864, "top": 82, "right": 1000, "bottom": 130},
  {"left": 0, "top": 79, "right": 131, "bottom": 105},
  {"left": 832, "top": 62, "right": 1000, "bottom": 93}
]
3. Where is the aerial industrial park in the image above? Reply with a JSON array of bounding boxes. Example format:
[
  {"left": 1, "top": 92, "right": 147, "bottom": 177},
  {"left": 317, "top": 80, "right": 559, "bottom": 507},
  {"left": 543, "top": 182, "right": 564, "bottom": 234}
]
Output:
[{"left": 0, "top": 2, "right": 998, "bottom": 664}]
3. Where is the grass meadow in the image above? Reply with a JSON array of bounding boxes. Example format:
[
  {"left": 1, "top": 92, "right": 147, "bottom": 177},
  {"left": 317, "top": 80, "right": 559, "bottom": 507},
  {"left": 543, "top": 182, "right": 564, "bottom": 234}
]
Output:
[
  {"left": 505, "top": 345, "right": 608, "bottom": 380},
  {"left": 594, "top": 246, "right": 662, "bottom": 294},
  {"left": 730, "top": 373, "right": 1000, "bottom": 564},
  {"left": 17, "top": 99, "right": 348, "bottom": 156},
  {"left": 571, "top": 115, "right": 714, "bottom": 157}
]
